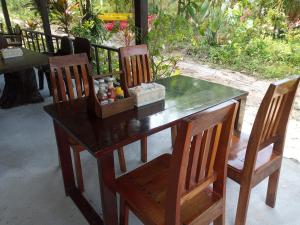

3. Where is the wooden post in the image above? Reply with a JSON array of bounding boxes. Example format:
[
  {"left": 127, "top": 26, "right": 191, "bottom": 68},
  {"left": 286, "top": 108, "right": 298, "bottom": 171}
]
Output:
[
  {"left": 134, "top": 0, "right": 148, "bottom": 44},
  {"left": 35, "top": 0, "right": 54, "bottom": 53},
  {"left": 1, "top": 0, "right": 12, "bottom": 33}
]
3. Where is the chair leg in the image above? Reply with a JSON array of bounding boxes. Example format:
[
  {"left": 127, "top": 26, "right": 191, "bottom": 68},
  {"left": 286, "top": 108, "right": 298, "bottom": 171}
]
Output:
[
  {"left": 214, "top": 213, "right": 225, "bottom": 225},
  {"left": 235, "top": 183, "right": 252, "bottom": 225},
  {"left": 117, "top": 147, "right": 127, "bottom": 173},
  {"left": 44, "top": 70, "right": 52, "bottom": 96},
  {"left": 266, "top": 169, "right": 281, "bottom": 208},
  {"left": 171, "top": 125, "right": 177, "bottom": 148},
  {"left": 38, "top": 69, "right": 44, "bottom": 90},
  {"left": 141, "top": 137, "right": 147, "bottom": 163},
  {"left": 72, "top": 146, "right": 84, "bottom": 193},
  {"left": 119, "top": 198, "right": 129, "bottom": 225}
]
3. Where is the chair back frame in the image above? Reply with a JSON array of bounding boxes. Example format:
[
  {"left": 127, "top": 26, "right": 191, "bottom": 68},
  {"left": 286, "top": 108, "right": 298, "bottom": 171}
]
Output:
[
  {"left": 119, "top": 44, "right": 152, "bottom": 89},
  {"left": 243, "top": 76, "right": 300, "bottom": 179},
  {"left": 49, "top": 53, "right": 90, "bottom": 103},
  {"left": 165, "top": 100, "right": 239, "bottom": 224}
]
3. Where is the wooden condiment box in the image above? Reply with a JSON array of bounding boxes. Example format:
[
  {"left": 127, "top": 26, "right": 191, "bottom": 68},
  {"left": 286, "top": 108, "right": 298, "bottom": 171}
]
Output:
[{"left": 87, "top": 75, "right": 134, "bottom": 119}]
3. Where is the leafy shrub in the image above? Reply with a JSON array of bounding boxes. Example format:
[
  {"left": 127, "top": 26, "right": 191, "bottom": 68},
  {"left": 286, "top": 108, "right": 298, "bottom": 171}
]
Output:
[
  {"left": 148, "top": 13, "right": 194, "bottom": 79},
  {"left": 71, "top": 15, "right": 111, "bottom": 44}
]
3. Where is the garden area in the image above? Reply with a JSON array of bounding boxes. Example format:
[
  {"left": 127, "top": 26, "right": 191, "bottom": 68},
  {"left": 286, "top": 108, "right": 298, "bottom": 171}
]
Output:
[
  {"left": 1, "top": 1, "right": 300, "bottom": 225},
  {"left": 1, "top": 0, "right": 300, "bottom": 80}
]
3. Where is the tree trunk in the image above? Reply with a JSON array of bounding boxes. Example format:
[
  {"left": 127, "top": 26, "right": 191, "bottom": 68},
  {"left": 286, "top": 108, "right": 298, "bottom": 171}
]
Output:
[
  {"left": 177, "top": 0, "right": 183, "bottom": 15},
  {"left": 0, "top": 69, "right": 43, "bottom": 109},
  {"left": 35, "top": 0, "right": 54, "bottom": 53},
  {"left": 1, "top": 0, "right": 12, "bottom": 33}
]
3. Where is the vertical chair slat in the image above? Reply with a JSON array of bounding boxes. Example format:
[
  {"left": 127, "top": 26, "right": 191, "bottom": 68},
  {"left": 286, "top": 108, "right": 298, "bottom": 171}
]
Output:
[
  {"left": 196, "top": 129, "right": 213, "bottom": 183},
  {"left": 271, "top": 94, "right": 288, "bottom": 138},
  {"left": 64, "top": 66, "right": 75, "bottom": 100},
  {"left": 145, "top": 55, "right": 152, "bottom": 82},
  {"left": 124, "top": 57, "right": 132, "bottom": 87},
  {"left": 265, "top": 96, "right": 282, "bottom": 140},
  {"left": 186, "top": 134, "right": 203, "bottom": 190},
  {"left": 131, "top": 56, "right": 138, "bottom": 86},
  {"left": 261, "top": 98, "right": 276, "bottom": 142},
  {"left": 80, "top": 64, "right": 89, "bottom": 97},
  {"left": 56, "top": 68, "right": 67, "bottom": 102},
  {"left": 136, "top": 55, "right": 143, "bottom": 84},
  {"left": 207, "top": 124, "right": 223, "bottom": 177},
  {"left": 50, "top": 68, "right": 59, "bottom": 103},
  {"left": 73, "top": 65, "right": 83, "bottom": 98}
]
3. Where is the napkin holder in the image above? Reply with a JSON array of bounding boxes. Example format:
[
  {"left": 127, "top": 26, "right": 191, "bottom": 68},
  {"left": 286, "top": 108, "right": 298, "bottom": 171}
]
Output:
[
  {"left": 1, "top": 47, "right": 23, "bottom": 59},
  {"left": 129, "top": 83, "right": 165, "bottom": 107}
]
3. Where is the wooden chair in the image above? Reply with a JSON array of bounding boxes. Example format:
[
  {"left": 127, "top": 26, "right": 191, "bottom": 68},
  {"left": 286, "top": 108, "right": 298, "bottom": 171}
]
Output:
[
  {"left": 49, "top": 53, "right": 126, "bottom": 192},
  {"left": 117, "top": 100, "right": 238, "bottom": 225},
  {"left": 73, "top": 37, "right": 92, "bottom": 62},
  {"left": 0, "top": 35, "right": 8, "bottom": 49},
  {"left": 118, "top": 44, "right": 159, "bottom": 171},
  {"left": 39, "top": 36, "right": 73, "bottom": 91},
  {"left": 228, "top": 76, "right": 300, "bottom": 225}
]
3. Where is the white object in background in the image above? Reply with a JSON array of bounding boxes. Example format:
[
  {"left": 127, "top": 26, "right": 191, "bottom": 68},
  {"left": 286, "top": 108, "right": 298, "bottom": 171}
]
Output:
[
  {"left": 1, "top": 48, "right": 23, "bottom": 59},
  {"left": 129, "top": 83, "right": 165, "bottom": 107}
]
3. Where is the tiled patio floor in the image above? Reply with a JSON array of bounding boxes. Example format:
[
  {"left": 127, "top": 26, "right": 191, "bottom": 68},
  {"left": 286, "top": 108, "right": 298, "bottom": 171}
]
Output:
[{"left": 1, "top": 75, "right": 300, "bottom": 225}]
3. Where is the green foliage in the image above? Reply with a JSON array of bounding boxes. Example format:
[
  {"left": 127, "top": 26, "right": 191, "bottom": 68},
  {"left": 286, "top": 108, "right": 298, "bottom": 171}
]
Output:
[
  {"left": 71, "top": 15, "right": 111, "bottom": 44},
  {"left": 148, "top": 13, "right": 194, "bottom": 79},
  {"left": 5, "top": 0, "right": 300, "bottom": 80},
  {"left": 49, "top": 0, "right": 79, "bottom": 34},
  {"left": 184, "top": 1, "right": 300, "bottom": 79}
]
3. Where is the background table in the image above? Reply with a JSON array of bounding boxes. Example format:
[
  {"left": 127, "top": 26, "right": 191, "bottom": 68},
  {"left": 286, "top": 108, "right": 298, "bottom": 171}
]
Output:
[
  {"left": 0, "top": 48, "right": 48, "bottom": 108},
  {"left": 44, "top": 75, "right": 248, "bottom": 225}
]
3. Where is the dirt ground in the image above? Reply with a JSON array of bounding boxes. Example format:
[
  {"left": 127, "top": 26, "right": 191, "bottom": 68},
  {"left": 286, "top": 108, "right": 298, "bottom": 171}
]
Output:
[{"left": 178, "top": 59, "right": 300, "bottom": 162}]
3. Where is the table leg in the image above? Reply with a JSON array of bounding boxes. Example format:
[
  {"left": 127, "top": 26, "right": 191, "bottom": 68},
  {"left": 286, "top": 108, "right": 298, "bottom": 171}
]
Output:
[
  {"left": 0, "top": 69, "right": 43, "bottom": 109},
  {"left": 235, "top": 96, "right": 247, "bottom": 133},
  {"left": 53, "top": 121, "right": 76, "bottom": 196},
  {"left": 97, "top": 153, "right": 118, "bottom": 225}
]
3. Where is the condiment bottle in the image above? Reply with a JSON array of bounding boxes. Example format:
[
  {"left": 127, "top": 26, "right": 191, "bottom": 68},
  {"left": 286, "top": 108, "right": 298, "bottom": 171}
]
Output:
[
  {"left": 107, "top": 77, "right": 115, "bottom": 103},
  {"left": 115, "top": 87, "right": 125, "bottom": 99},
  {"left": 107, "top": 77, "right": 114, "bottom": 89},
  {"left": 100, "top": 93, "right": 108, "bottom": 105},
  {"left": 97, "top": 79, "right": 107, "bottom": 99}
]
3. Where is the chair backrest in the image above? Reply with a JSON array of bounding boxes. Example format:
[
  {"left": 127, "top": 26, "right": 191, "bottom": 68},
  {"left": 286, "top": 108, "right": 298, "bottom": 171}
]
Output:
[
  {"left": 56, "top": 36, "right": 73, "bottom": 56},
  {"left": 119, "top": 44, "right": 152, "bottom": 88},
  {"left": 244, "top": 76, "right": 300, "bottom": 173},
  {"left": 73, "top": 37, "right": 91, "bottom": 61},
  {"left": 165, "top": 100, "right": 238, "bottom": 224},
  {"left": 49, "top": 53, "right": 90, "bottom": 103},
  {"left": 0, "top": 35, "right": 8, "bottom": 49}
]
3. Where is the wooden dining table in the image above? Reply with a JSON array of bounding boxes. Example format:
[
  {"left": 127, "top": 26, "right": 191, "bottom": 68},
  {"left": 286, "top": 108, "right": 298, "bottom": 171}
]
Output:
[
  {"left": 44, "top": 75, "right": 248, "bottom": 225},
  {"left": 0, "top": 48, "right": 49, "bottom": 108}
]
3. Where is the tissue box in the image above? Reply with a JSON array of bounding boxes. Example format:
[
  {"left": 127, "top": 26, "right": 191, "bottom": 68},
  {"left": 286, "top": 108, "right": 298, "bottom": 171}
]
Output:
[
  {"left": 1, "top": 48, "right": 23, "bottom": 59},
  {"left": 129, "top": 83, "right": 165, "bottom": 107}
]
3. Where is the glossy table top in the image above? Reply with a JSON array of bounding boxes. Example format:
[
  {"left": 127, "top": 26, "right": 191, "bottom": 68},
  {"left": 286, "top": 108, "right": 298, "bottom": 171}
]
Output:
[
  {"left": 0, "top": 48, "right": 48, "bottom": 74},
  {"left": 44, "top": 75, "right": 248, "bottom": 157}
]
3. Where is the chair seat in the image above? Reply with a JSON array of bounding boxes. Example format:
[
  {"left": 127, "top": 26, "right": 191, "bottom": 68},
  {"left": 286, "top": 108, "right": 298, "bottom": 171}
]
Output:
[
  {"left": 116, "top": 154, "right": 223, "bottom": 225},
  {"left": 228, "top": 133, "right": 281, "bottom": 182}
]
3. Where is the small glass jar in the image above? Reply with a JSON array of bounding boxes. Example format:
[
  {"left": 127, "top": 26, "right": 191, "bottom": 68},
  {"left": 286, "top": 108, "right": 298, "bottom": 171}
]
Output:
[
  {"left": 98, "top": 79, "right": 107, "bottom": 92},
  {"left": 107, "top": 88, "right": 116, "bottom": 100},
  {"left": 107, "top": 77, "right": 114, "bottom": 89}
]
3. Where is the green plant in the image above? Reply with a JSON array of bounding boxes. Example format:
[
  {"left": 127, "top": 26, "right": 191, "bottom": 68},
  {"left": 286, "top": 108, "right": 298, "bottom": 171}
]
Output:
[
  {"left": 49, "top": 0, "right": 79, "bottom": 34},
  {"left": 148, "top": 13, "right": 194, "bottom": 79},
  {"left": 71, "top": 14, "right": 111, "bottom": 44},
  {"left": 25, "top": 19, "right": 39, "bottom": 30}
]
